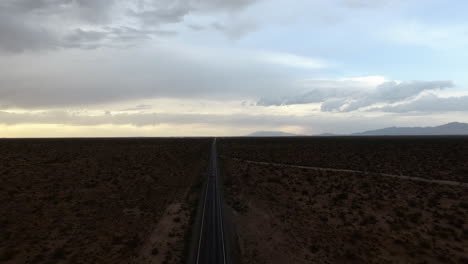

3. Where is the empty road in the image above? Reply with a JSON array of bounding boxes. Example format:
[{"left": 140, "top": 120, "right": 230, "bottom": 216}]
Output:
[{"left": 191, "top": 138, "right": 227, "bottom": 264}]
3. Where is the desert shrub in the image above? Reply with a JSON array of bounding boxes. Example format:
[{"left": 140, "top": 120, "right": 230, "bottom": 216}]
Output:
[
  {"left": 419, "top": 239, "right": 431, "bottom": 249},
  {"left": 125, "top": 235, "right": 141, "bottom": 249},
  {"left": 267, "top": 176, "right": 281, "bottom": 184},
  {"left": 336, "top": 193, "right": 348, "bottom": 201},
  {"left": 407, "top": 200, "right": 418, "bottom": 208},
  {"left": 112, "top": 235, "right": 123, "bottom": 245},
  {"left": 360, "top": 215, "right": 377, "bottom": 225},
  {"left": 408, "top": 212, "right": 422, "bottom": 224},
  {"left": 152, "top": 247, "right": 159, "bottom": 255},
  {"left": 0, "top": 249, "right": 17, "bottom": 262},
  {"left": 350, "top": 230, "right": 363, "bottom": 241},
  {"left": 448, "top": 218, "right": 464, "bottom": 229},
  {"left": 306, "top": 175, "right": 315, "bottom": 185},
  {"left": 309, "top": 245, "right": 320, "bottom": 253},
  {"left": 459, "top": 201, "right": 468, "bottom": 209},
  {"left": 51, "top": 247, "right": 67, "bottom": 260},
  {"left": 31, "top": 254, "right": 45, "bottom": 264}
]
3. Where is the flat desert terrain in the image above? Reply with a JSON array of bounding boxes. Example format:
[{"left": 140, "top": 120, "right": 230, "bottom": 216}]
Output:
[
  {"left": 220, "top": 137, "right": 468, "bottom": 264},
  {"left": 2, "top": 137, "right": 467, "bottom": 264},
  {"left": 0, "top": 138, "right": 211, "bottom": 264},
  {"left": 220, "top": 137, "right": 468, "bottom": 182}
]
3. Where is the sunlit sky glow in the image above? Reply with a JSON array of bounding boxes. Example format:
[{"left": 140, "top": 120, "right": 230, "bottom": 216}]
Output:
[{"left": 1, "top": 0, "right": 468, "bottom": 137}]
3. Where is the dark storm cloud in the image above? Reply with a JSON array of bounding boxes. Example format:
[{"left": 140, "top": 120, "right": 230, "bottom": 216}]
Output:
[
  {"left": 2, "top": 0, "right": 117, "bottom": 23},
  {"left": 129, "top": 0, "right": 261, "bottom": 37},
  {"left": 0, "top": 14, "right": 58, "bottom": 52},
  {"left": 195, "top": 0, "right": 260, "bottom": 11},
  {"left": 128, "top": 5, "right": 191, "bottom": 26},
  {"left": 61, "top": 27, "right": 175, "bottom": 49},
  {"left": 61, "top": 29, "right": 109, "bottom": 49},
  {"left": 135, "top": 0, "right": 261, "bottom": 15},
  {"left": 0, "top": 0, "right": 117, "bottom": 52},
  {"left": 68, "top": 0, "right": 118, "bottom": 23},
  {"left": 0, "top": 0, "right": 260, "bottom": 53},
  {"left": 64, "top": 29, "right": 108, "bottom": 43}
]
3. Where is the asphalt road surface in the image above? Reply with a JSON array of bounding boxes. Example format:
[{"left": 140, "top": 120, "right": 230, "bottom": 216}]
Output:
[{"left": 192, "top": 138, "right": 227, "bottom": 264}]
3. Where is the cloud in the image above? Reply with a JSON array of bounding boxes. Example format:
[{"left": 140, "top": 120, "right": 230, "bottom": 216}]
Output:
[
  {"left": 0, "top": 0, "right": 261, "bottom": 53},
  {"left": 0, "top": 0, "right": 118, "bottom": 52},
  {"left": 382, "top": 22, "right": 468, "bottom": 49},
  {"left": 122, "top": 104, "right": 153, "bottom": 111},
  {"left": 2, "top": 107, "right": 463, "bottom": 137},
  {"left": 257, "top": 88, "right": 352, "bottom": 106},
  {"left": 0, "top": 110, "right": 304, "bottom": 127},
  {"left": 370, "top": 94, "right": 468, "bottom": 113},
  {"left": 257, "top": 77, "right": 385, "bottom": 106},
  {"left": 0, "top": 44, "right": 305, "bottom": 108},
  {"left": 128, "top": 5, "right": 191, "bottom": 26},
  {"left": 341, "top": 0, "right": 390, "bottom": 9},
  {"left": 320, "top": 98, "right": 349, "bottom": 112},
  {"left": 194, "top": 0, "right": 261, "bottom": 12},
  {"left": 130, "top": 0, "right": 262, "bottom": 38},
  {"left": 2, "top": 0, "right": 118, "bottom": 23},
  {"left": 128, "top": 0, "right": 261, "bottom": 27},
  {"left": 60, "top": 27, "right": 176, "bottom": 49},
  {"left": 258, "top": 52, "right": 329, "bottom": 69},
  {"left": 187, "top": 24, "right": 206, "bottom": 31},
  {"left": 330, "top": 80, "right": 454, "bottom": 112},
  {"left": 0, "top": 109, "right": 416, "bottom": 132},
  {"left": 211, "top": 20, "right": 258, "bottom": 39},
  {"left": 61, "top": 28, "right": 110, "bottom": 49},
  {"left": 0, "top": 13, "right": 58, "bottom": 52},
  {"left": 257, "top": 79, "right": 455, "bottom": 113}
]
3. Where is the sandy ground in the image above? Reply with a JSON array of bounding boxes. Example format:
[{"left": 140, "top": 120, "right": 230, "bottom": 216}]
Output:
[
  {"left": 222, "top": 157, "right": 468, "bottom": 264},
  {"left": 0, "top": 138, "right": 210, "bottom": 264}
]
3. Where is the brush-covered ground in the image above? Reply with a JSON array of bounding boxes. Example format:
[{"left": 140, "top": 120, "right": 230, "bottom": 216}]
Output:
[
  {"left": 220, "top": 137, "right": 468, "bottom": 182},
  {"left": 0, "top": 138, "right": 211, "bottom": 264},
  {"left": 220, "top": 137, "right": 468, "bottom": 264}
]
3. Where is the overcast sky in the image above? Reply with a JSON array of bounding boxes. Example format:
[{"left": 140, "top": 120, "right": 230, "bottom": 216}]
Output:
[{"left": 1, "top": 0, "right": 468, "bottom": 137}]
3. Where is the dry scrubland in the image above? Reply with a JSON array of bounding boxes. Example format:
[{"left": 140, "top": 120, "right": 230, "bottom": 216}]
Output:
[
  {"left": 220, "top": 137, "right": 468, "bottom": 182},
  {"left": 220, "top": 137, "right": 468, "bottom": 264},
  {"left": 0, "top": 138, "right": 211, "bottom": 264}
]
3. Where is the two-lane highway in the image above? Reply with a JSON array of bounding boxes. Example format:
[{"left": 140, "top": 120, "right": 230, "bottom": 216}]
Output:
[{"left": 191, "top": 138, "right": 227, "bottom": 264}]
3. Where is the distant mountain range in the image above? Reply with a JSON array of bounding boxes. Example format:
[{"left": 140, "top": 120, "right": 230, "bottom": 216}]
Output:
[
  {"left": 246, "top": 122, "right": 468, "bottom": 137},
  {"left": 247, "top": 131, "right": 299, "bottom": 137},
  {"left": 352, "top": 122, "right": 468, "bottom": 136}
]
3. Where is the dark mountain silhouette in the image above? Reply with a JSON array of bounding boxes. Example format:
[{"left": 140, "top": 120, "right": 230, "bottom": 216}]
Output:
[
  {"left": 247, "top": 131, "right": 299, "bottom": 137},
  {"left": 352, "top": 122, "right": 468, "bottom": 136},
  {"left": 247, "top": 122, "right": 468, "bottom": 137},
  {"left": 316, "top": 133, "right": 337, "bottom": 136}
]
